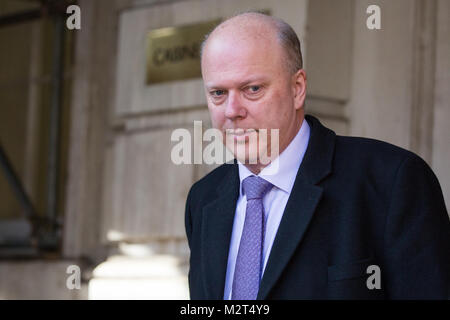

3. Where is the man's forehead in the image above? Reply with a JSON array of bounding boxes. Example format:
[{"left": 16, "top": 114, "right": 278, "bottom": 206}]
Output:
[
  {"left": 201, "top": 36, "right": 280, "bottom": 82},
  {"left": 201, "top": 14, "right": 287, "bottom": 82},
  {"left": 202, "top": 28, "right": 279, "bottom": 69}
]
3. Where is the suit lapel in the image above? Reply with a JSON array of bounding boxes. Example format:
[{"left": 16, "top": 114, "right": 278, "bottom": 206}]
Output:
[
  {"left": 257, "top": 115, "right": 336, "bottom": 299},
  {"left": 257, "top": 181, "right": 323, "bottom": 299},
  {"left": 201, "top": 164, "right": 240, "bottom": 299}
]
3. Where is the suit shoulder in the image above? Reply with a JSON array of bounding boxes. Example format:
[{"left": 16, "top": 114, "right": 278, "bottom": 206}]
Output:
[{"left": 334, "top": 135, "right": 422, "bottom": 166}]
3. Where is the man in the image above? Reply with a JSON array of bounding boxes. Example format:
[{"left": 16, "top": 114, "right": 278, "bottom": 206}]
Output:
[{"left": 184, "top": 12, "right": 450, "bottom": 299}]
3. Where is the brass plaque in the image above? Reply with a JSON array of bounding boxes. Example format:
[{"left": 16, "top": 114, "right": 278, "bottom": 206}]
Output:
[{"left": 146, "top": 20, "right": 220, "bottom": 84}]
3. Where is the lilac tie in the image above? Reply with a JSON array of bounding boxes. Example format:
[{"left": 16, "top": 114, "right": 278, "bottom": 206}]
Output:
[{"left": 232, "top": 175, "right": 273, "bottom": 300}]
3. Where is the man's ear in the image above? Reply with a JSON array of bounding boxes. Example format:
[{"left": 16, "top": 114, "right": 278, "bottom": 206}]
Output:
[{"left": 292, "top": 69, "right": 307, "bottom": 110}]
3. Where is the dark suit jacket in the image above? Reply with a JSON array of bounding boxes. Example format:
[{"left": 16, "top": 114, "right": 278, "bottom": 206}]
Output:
[{"left": 184, "top": 114, "right": 450, "bottom": 299}]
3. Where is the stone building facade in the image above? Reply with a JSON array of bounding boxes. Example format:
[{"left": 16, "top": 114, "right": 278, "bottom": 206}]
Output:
[{"left": 0, "top": 0, "right": 449, "bottom": 299}]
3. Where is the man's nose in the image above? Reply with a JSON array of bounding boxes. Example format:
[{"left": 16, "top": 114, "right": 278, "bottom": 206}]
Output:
[{"left": 224, "top": 91, "right": 246, "bottom": 119}]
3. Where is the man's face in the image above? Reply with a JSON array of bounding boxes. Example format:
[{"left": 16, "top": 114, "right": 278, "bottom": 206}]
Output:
[{"left": 201, "top": 28, "right": 305, "bottom": 167}]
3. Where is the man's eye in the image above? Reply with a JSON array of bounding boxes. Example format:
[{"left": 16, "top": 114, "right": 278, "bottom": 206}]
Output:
[
  {"left": 211, "top": 90, "right": 225, "bottom": 97},
  {"left": 248, "top": 85, "right": 261, "bottom": 93}
]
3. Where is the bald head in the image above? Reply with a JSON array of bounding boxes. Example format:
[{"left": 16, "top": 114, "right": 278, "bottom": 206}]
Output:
[{"left": 201, "top": 12, "right": 303, "bottom": 75}]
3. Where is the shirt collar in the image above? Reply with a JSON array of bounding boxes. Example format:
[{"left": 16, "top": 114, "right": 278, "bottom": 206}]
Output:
[{"left": 238, "top": 118, "right": 311, "bottom": 195}]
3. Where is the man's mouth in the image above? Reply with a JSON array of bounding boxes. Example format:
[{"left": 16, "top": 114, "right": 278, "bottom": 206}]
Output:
[
  {"left": 225, "top": 128, "right": 258, "bottom": 143},
  {"left": 226, "top": 128, "right": 257, "bottom": 136}
]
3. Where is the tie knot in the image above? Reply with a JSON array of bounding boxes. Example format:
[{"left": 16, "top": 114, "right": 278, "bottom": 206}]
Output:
[{"left": 242, "top": 176, "right": 273, "bottom": 200}]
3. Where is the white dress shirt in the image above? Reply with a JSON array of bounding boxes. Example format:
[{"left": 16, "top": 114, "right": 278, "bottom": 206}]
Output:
[{"left": 223, "top": 118, "right": 311, "bottom": 299}]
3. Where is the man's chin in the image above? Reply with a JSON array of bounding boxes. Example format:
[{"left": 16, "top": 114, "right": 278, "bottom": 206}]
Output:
[
  {"left": 223, "top": 138, "right": 273, "bottom": 165},
  {"left": 232, "top": 150, "right": 261, "bottom": 166},
  {"left": 237, "top": 157, "right": 258, "bottom": 165}
]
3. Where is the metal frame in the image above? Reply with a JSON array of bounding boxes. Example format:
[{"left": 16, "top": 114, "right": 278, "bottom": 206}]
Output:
[{"left": 0, "top": 0, "right": 74, "bottom": 257}]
